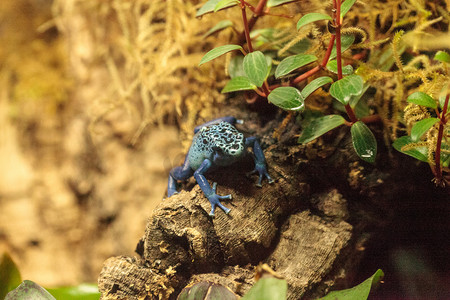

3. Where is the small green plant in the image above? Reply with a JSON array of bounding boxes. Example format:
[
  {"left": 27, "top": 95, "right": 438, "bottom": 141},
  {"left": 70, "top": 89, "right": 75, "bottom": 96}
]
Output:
[
  {"left": 177, "top": 269, "right": 383, "bottom": 299},
  {"left": 197, "top": 0, "right": 380, "bottom": 163},
  {"left": 0, "top": 253, "right": 21, "bottom": 299},
  {"left": 320, "top": 269, "right": 384, "bottom": 300},
  {"left": 394, "top": 83, "right": 450, "bottom": 186},
  {"left": 1, "top": 252, "right": 100, "bottom": 300}
]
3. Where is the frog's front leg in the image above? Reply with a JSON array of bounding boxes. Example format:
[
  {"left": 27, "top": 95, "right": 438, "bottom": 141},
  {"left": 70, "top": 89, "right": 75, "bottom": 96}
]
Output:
[
  {"left": 168, "top": 158, "right": 193, "bottom": 197},
  {"left": 194, "top": 159, "right": 232, "bottom": 216},
  {"left": 245, "top": 136, "right": 274, "bottom": 187}
]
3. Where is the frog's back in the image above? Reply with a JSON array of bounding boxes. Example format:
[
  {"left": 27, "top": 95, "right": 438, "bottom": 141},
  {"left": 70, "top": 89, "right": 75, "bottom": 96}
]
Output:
[{"left": 187, "top": 122, "right": 244, "bottom": 170}]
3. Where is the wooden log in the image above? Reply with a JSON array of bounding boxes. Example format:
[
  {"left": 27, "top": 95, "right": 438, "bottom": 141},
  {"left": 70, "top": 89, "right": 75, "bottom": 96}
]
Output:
[{"left": 97, "top": 145, "right": 365, "bottom": 299}]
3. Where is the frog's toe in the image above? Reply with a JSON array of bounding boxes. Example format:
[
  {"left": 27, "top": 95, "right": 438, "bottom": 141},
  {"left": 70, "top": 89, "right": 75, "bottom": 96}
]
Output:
[
  {"left": 266, "top": 174, "right": 274, "bottom": 184},
  {"left": 219, "top": 194, "right": 232, "bottom": 200},
  {"left": 207, "top": 193, "right": 232, "bottom": 217},
  {"left": 256, "top": 174, "right": 264, "bottom": 187},
  {"left": 210, "top": 208, "right": 230, "bottom": 217},
  {"left": 217, "top": 202, "right": 231, "bottom": 215},
  {"left": 208, "top": 201, "right": 231, "bottom": 217},
  {"left": 249, "top": 168, "right": 273, "bottom": 187}
]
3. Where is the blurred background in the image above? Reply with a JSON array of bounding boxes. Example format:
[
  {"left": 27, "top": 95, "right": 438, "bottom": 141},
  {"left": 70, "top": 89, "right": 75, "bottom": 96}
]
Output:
[{"left": 0, "top": 0, "right": 223, "bottom": 286}]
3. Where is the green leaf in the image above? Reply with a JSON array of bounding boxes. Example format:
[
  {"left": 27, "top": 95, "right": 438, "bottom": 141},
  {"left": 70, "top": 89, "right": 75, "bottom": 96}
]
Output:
[
  {"left": 196, "top": 0, "right": 237, "bottom": 17},
  {"left": 410, "top": 118, "right": 439, "bottom": 142},
  {"left": 199, "top": 45, "right": 242, "bottom": 66},
  {"left": 47, "top": 284, "right": 100, "bottom": 300},
  {"left": 202, "top": 20, "right": 233, "bottom": 38},
  {"left": 330, "top": 34, "right": 355, "bottom": 60},
  {"left": 214, "top": 0, "right": 239, "bottom": 12},
  {"left": 349, "top": 83, "right": 370, "bottom": 109},
  {"left": 298, "top": 114, "right": 346, "bottom": 143},
  {"left": 326, "top": 59, "right": 354, "bottom": 75},
  {"left": 301, "top": 76, "right": 333, "bottom": 99},
  {"left": 274, "top": 54, "right": 317, "bottom": 78},
  {"left": 250, "top": 28, "right": 277, "bottom": 48},
  {"left": 351, "top": 121, "right": 377, "bottom": 163},
  {"left": 393, "top": 136, "right": 428, "bottom": 162},
  {"left": 221, "top": 76, "right": 256, "bottom": 93},
  {"left": 434, "top": 50, "right": 450, "bottom": 63},
  {"left": 340, "top": 0, "right": 357, "bottom": 18},
  {"left": 265, "top": 55, "right": 273, "bottom": 78},
  {"left": 407, "top": 92, "right": 437, "bottom": 109},
  {"left": 333, "top": 83, "right": 369, "bottom": 117},
  {"left": 268, "top": 87, "right": 305, "bottom": 111},
  {"left": 0, "top": 253, "right": 22, "bottom": 299},
  {"left": 267, "top": 0, "right": 299, "bottom": 7},
  {"left": 287, "top": 37, "right": 311, "bottom": 54},
  {"left": 179, "top": 281, "right": 238, "bottom": 300},
  {"left": 178, "top": 282, "right": 210, "bottom": 300},
  {"left": 242, "top": 278, "right": 287, "bottom": 300},
  {"left": 321, "top": 269, "right": 384, "bottom": 300},
  {"left": 5, "top": 280, "right": 56, "bottom": 300},
  {"left": 438, "top": 85, "right": 449, "bottom": 109},
  {"left": 297, "top": 13, "right": 332, "bottom": 30},
  {"left": 243, "top": 51, "right": 269, "bottom": 87},
  {"left": 330, "top": 75, "right": 364, "bottom": 105},
  {"left": 228, "top": 55, "right": 245, "bottom": 78}
]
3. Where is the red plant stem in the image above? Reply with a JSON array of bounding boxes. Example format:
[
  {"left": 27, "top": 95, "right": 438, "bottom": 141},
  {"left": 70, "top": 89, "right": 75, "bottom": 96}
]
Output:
[
  {"left": 240, "top": 0, "right": 253, "bottom": 52},
  {"left": 242, "top": 1, "right": 255, "bottom": 11},
  {"left": 321, "top": 35, "right": 336, "bottom": 67},
  {"left": 344, "top": 105, "right": 358, "bottom": 123},
  {"left": 335, "top": 0, "right": 343, "bottom": 80},
  {"left": 343, "top": 115, "right": 382, "bottom": 127},
  {"left": 360, "top": 114, "right": 382, "bottom": 124},
  {"left": 291, "top": 66, "right": 320, "bottom": 85},
  {"left": 254, "top": 88, "right": 267, "bottom": 98},
  {"left": 434, "top": 91, "right": 449, "bottom": 184},
  {"left": 262, "top": 80, "right": 270, "bottom": 96},
  {"left": 238, "top": 0, "right": 268, "bottom": 45},
  {"left": 285, "top": 35, "right": 337, "bottom": 87},
  {"left": 270, "top": 27, "right": 335, "bottom": 90},
  {"left": 334, "top": 0, "right": 358, "bottom": 123}
]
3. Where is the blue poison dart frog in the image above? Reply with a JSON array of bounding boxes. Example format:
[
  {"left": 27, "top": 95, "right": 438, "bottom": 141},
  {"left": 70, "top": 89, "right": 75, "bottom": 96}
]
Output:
[{"left": 167, "top": 116, "right": 274, "bottom": 216}]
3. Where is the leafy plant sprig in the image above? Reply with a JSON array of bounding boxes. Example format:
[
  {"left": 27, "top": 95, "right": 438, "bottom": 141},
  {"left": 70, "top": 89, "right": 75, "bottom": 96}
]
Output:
[
  {"left": 394, "top": 84, "right": 450, "bottom": 186},
  {"left": 197, "top": 0, "right": 380, "bottom": 162}
]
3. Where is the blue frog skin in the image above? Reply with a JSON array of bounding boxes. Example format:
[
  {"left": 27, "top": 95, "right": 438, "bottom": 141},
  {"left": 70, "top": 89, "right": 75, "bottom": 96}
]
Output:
[{"left": 167, "top": 116, "right": 273, "bottom": 216}]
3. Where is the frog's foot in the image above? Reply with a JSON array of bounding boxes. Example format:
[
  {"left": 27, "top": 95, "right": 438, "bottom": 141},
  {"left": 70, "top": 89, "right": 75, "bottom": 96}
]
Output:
[
  {"left": 247, "top": 163, "right": 274, "bottom": 187},
  {"left": 207, "top": 182, "right": 232, "bottom": 217}
]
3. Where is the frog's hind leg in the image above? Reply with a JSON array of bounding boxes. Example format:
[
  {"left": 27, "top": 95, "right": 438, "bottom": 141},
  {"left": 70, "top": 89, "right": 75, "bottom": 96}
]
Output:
[
  {"left": 245, "top": 136, "right": 274, "bottom": 187},
  {"left": 194, "top": 159, "right": 232, "bottom": 216},
  {"left": 168, "top": 161, "right": 193, "bottom": 197},
  {"left": 194, "top": 116, "right": 243, "bottom": 133}
]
